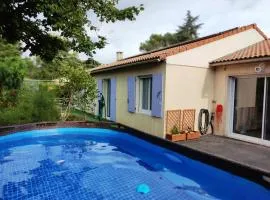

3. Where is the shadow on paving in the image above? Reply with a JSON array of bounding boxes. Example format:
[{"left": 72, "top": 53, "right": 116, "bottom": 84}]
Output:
[{"left": 178, "top": 135, "right": 270, "bottom": 174}]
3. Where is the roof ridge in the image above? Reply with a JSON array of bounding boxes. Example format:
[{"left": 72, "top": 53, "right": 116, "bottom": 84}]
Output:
[
  {"left": 121, "top": 23, "right": 263, "bottom": 61},
  {"left": 92, "top": 23, "right": 267, "bottom": 73}
]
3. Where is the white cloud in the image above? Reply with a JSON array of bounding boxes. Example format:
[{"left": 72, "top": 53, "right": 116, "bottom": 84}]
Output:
[{"left": 89, "top": 0, "right": 269, "bottom": 64}]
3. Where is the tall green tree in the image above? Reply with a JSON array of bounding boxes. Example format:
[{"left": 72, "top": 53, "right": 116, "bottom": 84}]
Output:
[
  {"left": 140, "top": 10, "right": 203, "bottom": 52},
  {"left": 0, "top": 39, "right": 26, "bottom": 92},
  {"left": 139, "top": 33, "right": 177, "bottom": 52},
  {"left": 26, "top": 55, "right": 63, "bottom": 80},
  {"left": 0, "top": 0, "right": 143, "bottom": 61},
  {"left": 55, "top": 52, "right": 97, "bottom": 120},
  {"left": 175, "top": 10, "right": 203, "bottom": 42},
  {"left": 25, "top": 51, "right": 100, "bottom": 79},
  {"left": 0, "top": 39, "right": 28, "bottom": 108},
  {"left": 84, "top": 58, "right": 101, "bottom": 69}
]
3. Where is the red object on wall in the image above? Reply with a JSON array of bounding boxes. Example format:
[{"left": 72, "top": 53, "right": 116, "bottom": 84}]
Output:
[
  {"left": 216, "top": 104, "right": 223, "bottom": 128},
  {"left": 216, "top": 104, "right": 223, "bottom": 113}
]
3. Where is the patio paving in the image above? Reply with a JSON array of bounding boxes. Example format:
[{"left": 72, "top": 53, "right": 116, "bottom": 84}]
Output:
[{"left": 178, "top": 134, "right": 270, "bottom": 174}]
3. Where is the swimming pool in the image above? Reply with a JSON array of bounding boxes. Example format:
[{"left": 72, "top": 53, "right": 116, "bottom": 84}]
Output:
[{"left": 0, "top": 128, "right": 269, "bottom": 199}]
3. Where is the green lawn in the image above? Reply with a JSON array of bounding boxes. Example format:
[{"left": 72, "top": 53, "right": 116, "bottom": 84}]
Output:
[{"left": 70, "top": 109, "right": 105, "bottom": 122}]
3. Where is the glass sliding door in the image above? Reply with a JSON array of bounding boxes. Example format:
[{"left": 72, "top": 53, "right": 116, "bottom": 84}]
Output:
[
  {"left": 264, "top": 77, "right": 270, "bottom": 141},
  {"left": 232, "top": 76, "right": 270, "bottom": 144},
  {"left": 233, "top": 77, "right": 264, "bottom": 138}
]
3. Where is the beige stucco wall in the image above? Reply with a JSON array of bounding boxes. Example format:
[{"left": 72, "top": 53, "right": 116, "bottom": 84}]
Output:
[
  {"left": 166, "top": 29, "right": 265, "bottom": 67},
  {"left": 164, "top": 29, "right": 265, "bottom": 132},
  {"left": 92, "top": 29, "right": 265, "bottom": 137},
  {"left": 93, "top": 62, "right": 166, "bottom": 138},
  {"left": 213, "top": 61, "right": 270, "bottom": 136},
  {"left": 165, "top": 65, "right": 215, "bottom": 131}
]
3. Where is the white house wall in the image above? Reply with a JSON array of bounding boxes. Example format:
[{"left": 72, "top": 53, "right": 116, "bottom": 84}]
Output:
[
  {"left": 164, "top": 29, "right": 265, "bottom": 133},
  {"left": 214, "top": 62, "right": 270, "bottom": 136},
  {"left": 164, "top": 65, "right": 215, "bottom": 131},
  {"left": 166, "top": 29, "right": 265, "bottom": 67}
]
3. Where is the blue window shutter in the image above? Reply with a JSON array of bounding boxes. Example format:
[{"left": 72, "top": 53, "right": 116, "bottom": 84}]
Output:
[
  {"left": 110, "top": 78, "right": 116, "bottom": 121},
  {"left": 152, "top": 73, "right": 163, "bottom": 118},
  {"left": 128, "top": 76, "right": 136, "bottom": 113}
]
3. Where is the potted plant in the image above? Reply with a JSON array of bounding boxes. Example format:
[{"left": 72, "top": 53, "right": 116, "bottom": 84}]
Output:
[
  {"left": 166, "top": 125, "right": 186, "bottom": 142},
  {"left": 186, "top": 127, "right": 201, "bottom": 140}
]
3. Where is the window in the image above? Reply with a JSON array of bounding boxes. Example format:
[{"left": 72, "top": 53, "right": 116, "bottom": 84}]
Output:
[{"left": 138, "top": 76, "right": 152, "bottom": 114}]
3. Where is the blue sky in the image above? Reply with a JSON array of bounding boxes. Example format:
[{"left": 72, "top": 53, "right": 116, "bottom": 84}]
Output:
[{"left": 85, "top": 0, "right": 270, "bottom": 64}]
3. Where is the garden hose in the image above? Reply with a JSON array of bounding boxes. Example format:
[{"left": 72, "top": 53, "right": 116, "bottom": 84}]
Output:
[
  {"left": 98, "top": 93, "right": 105, "bottom": 120},
  {"left": 198, "top": 109, "right": 214, "bottom": 135}
]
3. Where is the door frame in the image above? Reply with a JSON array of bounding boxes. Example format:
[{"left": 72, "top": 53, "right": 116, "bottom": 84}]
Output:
[
  {"left": 102, "top": 79, "right": 111, "bottom": 120},
  {"left": 227, "top": 75, "right": 270, "bottom": 147}
]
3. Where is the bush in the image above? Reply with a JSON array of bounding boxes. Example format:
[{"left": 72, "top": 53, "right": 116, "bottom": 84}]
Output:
[
  {"left": 0, "top": 86, "right": 60, "bottom": 126},
  {"left": 170, "top": 125, "right": 180, "bottom": 135},
  {"left": 32, "top": 86, "right": 60, "bottom": 122}
]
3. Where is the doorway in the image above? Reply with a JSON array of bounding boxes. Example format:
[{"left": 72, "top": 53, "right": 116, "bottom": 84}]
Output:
[
  {"left": 102, "top": 79, "right": 111, "bottom": 119},
  {"left": 230, "top": 76, "right": 270, "bottom": 145}
]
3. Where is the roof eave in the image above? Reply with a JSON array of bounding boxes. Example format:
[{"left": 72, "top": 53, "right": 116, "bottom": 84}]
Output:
[
  {"left": 91, "top": 58, "right": 163, "bottom": 74},
  {"left": 210, "top": 57, "right": 270, "bottom": 67}
]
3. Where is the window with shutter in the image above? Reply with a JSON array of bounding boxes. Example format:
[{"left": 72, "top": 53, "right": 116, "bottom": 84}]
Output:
[{"left": 138, "top": 76, "right": 152, "bottom": 115}]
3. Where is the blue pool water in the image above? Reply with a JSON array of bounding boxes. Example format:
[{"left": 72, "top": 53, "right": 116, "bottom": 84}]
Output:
[{"left": 0, "top": 128, "right": 269, "bottom": 200}]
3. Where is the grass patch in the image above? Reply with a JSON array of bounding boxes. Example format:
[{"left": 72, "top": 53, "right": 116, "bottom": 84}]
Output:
[{"left": 69, "top": 109, "right": 106, "bottom": 122}]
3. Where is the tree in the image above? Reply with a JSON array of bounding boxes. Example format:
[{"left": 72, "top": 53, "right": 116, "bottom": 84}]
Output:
[
  {"left": 0, "top": 39, "right": 27, "bottom": 92},
  {"left": 139, "top": 10, "right": 203, "bottom": 52},
  {"left": 26, "top": 56, "right": 62, "bottom": 80},
  {"left": 175, "top": 10, "right": 203, "bottom": 42},
  {"left": 0, "top": 39, "right": 29, "bottom": 108},
  {"left": 26, "top": 53, "right": 101, "bottom": 79},
  {"left": 57, "top": 52, "right": 97, "bottom": 120},
  {"left": 0, "top": 0, "right": 143, "bottom": 61},
  {"left": 84, "top": 58, "right": 101, "bottom": 69},
  {"left": 24, "top": 51, "right": 98, "bottom": 121}
]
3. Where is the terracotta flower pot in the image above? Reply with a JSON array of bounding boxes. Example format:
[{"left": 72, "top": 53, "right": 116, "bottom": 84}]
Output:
[
  {"left": 186, "top": 131, "right": 201, "bottom": 140},
  {"left": 166, "top": 133, "right": 186, "bottom": 142}
]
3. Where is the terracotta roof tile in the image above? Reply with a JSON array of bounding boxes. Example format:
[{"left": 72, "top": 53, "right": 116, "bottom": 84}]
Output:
[
  {"left": 92, "top": 24, "right": 267, "bottom": 73},
  {"left": 210, "top": 39, "right": 270, "bottom": 65}
]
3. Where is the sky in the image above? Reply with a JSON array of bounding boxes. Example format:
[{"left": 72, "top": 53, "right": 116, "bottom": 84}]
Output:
[{"left": 84, "top": 0, "right": 270, "bottom": 64}]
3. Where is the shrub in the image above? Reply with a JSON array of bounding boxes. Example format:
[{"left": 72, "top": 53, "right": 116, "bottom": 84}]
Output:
[
  {"left": 58, "top": 61, "right": 97, "bottom": 120},
  {"left": 0, "top": 86, "right": 60, "bottom": 126},
  {"left": 31, "top": 85, "right": 60, "bottom": 122},
  {"left": 170, "top": 125, "right": 179, "bottom": 135}
]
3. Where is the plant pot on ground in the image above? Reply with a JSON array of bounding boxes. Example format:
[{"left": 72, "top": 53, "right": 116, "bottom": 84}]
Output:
[
  {"left": 166, "top": 125, "right": 186, "bottom": 142},
  {"left": 186, "top": 131, "right": 201, "bottom": 140}
]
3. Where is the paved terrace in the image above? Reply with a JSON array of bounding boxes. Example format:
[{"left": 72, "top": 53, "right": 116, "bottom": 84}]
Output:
[{"left": 179, "top": 135, "right": 270, "bottom": 175}]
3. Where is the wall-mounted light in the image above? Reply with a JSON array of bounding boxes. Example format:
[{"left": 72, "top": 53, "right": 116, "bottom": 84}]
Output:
[{"left": 255, "top": 63, "right": 265, "bottom": 73}]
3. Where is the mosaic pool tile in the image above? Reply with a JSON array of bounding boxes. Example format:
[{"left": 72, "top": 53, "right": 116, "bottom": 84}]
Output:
[{"left": 0, "top": 128, "right": 269, "bottom": 200}]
